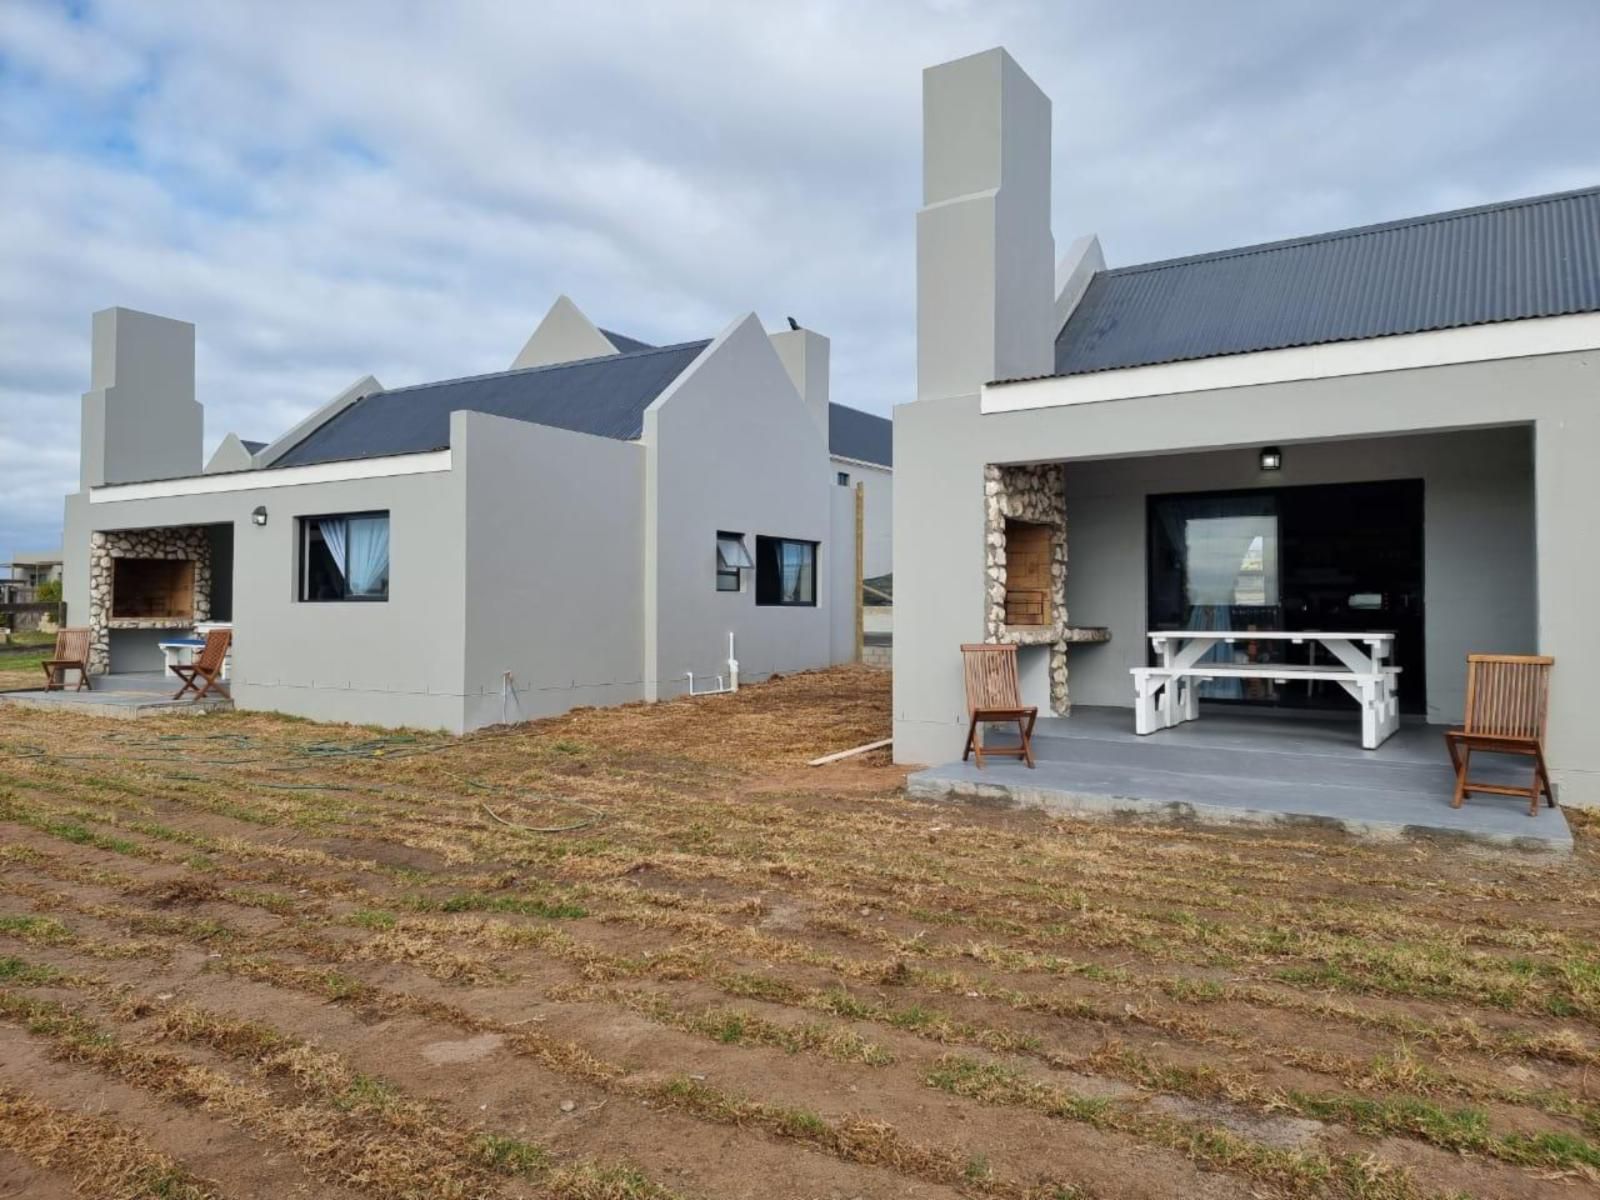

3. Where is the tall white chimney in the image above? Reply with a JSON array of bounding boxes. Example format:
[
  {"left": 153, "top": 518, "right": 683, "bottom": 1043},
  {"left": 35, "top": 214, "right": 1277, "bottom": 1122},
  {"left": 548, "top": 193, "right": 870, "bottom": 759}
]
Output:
[
  {"left": 769, "top": 325, "right": 830, "bottom": 445},
  {"left": 80, "top": 307, "right": 202, "bottom": 487},
  {"left": 916, "top": 48, "right": 1055, "bottom": 403}
]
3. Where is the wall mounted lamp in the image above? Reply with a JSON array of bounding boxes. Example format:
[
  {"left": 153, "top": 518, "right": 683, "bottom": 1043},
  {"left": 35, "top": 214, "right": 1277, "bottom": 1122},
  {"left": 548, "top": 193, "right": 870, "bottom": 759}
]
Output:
[
  {"left": 251, "top": 505, "right": 269, "bottom": 527},
  {"left": 1258, "top": 446, "right": 1283, "bottom": 472}
]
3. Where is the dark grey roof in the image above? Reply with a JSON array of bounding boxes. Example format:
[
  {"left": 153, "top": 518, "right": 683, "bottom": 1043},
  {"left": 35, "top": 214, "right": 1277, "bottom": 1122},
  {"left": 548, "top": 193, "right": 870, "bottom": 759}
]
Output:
[
  {"left": 272, "top": 341, "right": 709, "bottom": 468},
  {"left": 1053, "top": 185, "right": 1600, "bottom": 378},
  {"left": 239, "top": 439, "right": 267, "bottom": 453},
  {"left": 828, "top": 402, "right": 892, "bottom": 467},
  {"left": 600, "top": 328, "right": 654, "bottom": 354}
]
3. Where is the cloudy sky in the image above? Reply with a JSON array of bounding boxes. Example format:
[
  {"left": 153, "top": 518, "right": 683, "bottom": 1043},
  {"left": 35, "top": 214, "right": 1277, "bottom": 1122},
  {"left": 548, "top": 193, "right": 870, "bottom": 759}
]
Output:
[{"left": 2, "top": 0, "right": 1597, "bottom": 558}]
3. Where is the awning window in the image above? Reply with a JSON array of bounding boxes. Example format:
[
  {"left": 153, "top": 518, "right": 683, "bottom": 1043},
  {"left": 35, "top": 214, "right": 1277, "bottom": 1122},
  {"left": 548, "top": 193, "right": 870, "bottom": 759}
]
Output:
[{"left": 717, "top": 535, "right": 754, "bottom": 571}]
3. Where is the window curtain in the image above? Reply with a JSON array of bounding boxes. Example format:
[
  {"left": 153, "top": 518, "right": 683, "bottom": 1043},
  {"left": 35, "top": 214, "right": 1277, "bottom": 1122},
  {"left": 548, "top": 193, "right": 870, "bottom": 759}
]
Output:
[
  {"left": 780, "top": 542, "right": 812, "bottom": 603},
  {"left": 346, "top": 516, "right": 390, "bottom": 597},
  {"left": 1179, "top": 505, "right": 1278, "bottom": 700},
  {"left": 318, "top": 518, "right": 348, "bottom": 584}
]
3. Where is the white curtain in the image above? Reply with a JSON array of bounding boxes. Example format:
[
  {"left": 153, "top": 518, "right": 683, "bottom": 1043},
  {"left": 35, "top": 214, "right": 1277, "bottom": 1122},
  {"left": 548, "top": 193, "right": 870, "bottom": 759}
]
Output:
[
  {"left": 780, "top": 542, "right": 810, "bottom": 603},
  {"left": 318, "top": 518, "right": 348, "bottom": 584},
  {"left": 1184, "top": 515, "right": 1278, "bottom": 700},
  {"left": 346, "top": 516, "right": 390, "bottom": 596}
]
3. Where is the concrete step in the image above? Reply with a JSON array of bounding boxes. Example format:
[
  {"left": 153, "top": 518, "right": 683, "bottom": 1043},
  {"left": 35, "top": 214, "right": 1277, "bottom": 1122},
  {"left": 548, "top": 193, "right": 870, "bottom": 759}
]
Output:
[
  {"left": 908, "top": 755, "right": 1570, "bottom": 852},
  {"left": 1020, "top": 727, "right": 1531, "bottom": 792}
]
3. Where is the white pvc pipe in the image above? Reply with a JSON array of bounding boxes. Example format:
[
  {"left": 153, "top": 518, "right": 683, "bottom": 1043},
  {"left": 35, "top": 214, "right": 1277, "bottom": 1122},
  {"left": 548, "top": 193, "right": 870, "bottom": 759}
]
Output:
[{"left": 686, "top": 633, "right": 739, "bottom": 697}]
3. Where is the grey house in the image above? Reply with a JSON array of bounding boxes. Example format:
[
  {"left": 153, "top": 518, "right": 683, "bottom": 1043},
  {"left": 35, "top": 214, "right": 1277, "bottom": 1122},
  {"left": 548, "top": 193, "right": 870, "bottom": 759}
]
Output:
[
  {"left": 897, "top": 48, "right": 1600, "bottom": 808},
  {"left": 62, "top": 296, "right": 889, "bottom": 732}
]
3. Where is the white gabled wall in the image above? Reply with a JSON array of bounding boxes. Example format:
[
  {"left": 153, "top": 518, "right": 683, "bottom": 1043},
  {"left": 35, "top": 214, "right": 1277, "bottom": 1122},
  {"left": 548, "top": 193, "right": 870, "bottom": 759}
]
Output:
[
  {"left": 510, "top": 295, "right": 620, "bottom": 369},
  {"left": 205, "top": 433, "right": 259, "bottom": 474},
  {"left": 642, "top": 314, "right": 832, "bottom": 699}
]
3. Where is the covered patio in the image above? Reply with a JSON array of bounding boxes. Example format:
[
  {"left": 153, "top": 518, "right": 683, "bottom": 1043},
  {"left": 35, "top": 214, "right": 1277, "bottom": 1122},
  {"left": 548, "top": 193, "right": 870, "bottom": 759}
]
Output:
[
  {"left": 907, "top": 706, "right": 1571, "bottom": 852},
  {"left": 902, "top": 421, "right": 1565, "bottom": 849},
  {"left": 0, "top": 670, "right": 232, "bottom": 719}
]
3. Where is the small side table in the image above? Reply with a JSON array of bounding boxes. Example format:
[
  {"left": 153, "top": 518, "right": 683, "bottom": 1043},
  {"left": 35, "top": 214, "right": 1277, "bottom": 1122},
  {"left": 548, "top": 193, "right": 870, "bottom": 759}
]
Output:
[{"left": 158, "top": 637, "right": 206, "bottom": 679}]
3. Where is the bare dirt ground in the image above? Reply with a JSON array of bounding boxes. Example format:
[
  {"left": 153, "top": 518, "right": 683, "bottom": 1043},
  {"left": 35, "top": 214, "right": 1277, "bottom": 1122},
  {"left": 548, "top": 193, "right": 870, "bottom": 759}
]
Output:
[{"left": 1, "top": 665, "right": 1597, "bottom": 1199}]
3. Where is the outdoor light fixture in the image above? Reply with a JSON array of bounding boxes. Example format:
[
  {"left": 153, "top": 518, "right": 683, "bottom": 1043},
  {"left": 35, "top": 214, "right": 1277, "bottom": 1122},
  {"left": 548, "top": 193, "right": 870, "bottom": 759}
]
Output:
[
  {"left": 1259, "top": 446, "right": 1283, "bottom": 472},
  {"left": 251, "top": 505, "right": 268, "bottom": 527}
]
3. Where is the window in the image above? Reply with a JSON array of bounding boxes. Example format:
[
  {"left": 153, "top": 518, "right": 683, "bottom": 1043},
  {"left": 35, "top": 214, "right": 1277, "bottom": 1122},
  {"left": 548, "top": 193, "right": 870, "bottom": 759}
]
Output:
[
  {"left": 716, "top": 532, "right": 753, "bottom": 592},
  {"left": 836, "top": 471, "right": 851, "bottom": 486},
  {"left": 755, "top": 536, "right": 817, "bottom": 606},
  {"left": 299, "top": 512, "right": 390, "bottom": 601}
]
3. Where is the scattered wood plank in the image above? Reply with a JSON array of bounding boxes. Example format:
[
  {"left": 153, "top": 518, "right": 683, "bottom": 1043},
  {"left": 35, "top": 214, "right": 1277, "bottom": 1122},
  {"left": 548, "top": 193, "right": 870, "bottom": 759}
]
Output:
[{"left": 807, "top": 737, "right": 892, "bottom": 767}]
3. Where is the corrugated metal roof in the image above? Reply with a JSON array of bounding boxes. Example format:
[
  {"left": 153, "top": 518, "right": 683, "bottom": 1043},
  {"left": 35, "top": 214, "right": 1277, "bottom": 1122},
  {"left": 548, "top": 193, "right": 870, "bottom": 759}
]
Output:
[
  {"left": 829, "top": 402, "right": 892, "bottom": 467},
  {"left": 272, "top": 341, "right": 709, "bottom": 468},
  {"left": 1053, "top": 185, "right": 1600, "bottom": 377}
]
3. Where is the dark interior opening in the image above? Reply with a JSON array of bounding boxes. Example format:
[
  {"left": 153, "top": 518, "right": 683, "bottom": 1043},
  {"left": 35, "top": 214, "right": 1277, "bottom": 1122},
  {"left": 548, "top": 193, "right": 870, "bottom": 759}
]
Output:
[
  {"left": 111, "top": 558, "right": 195, "bottom": 620},
  {"left": 1147, "top": 479, "right": 1425, "bottom": 714},
  {"left": 205, "top": 523, "right": 234, "bottom": 621}
]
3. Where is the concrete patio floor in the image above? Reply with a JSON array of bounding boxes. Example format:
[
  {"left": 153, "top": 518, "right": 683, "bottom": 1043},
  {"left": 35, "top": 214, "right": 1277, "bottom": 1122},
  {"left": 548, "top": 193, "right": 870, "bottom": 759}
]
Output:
[
  {"left": 907, "top": 705, "right": 1572, "bottom": 853},
  {"left": 0, "top": 671, "right": 232, "bottom": 719}
]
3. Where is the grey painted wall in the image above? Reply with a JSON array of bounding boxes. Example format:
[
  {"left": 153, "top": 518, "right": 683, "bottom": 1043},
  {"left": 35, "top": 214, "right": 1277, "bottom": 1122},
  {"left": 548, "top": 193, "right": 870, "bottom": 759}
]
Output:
[
  {"left": 108, "top": 628, "right": 169, "bottom": 674},
  {"left": 62, "top": 303, "right": 856, "bottom": 735},
  {"left": 67, "top": 464, "right": 468, "bottom": 731},
  {"left": 643, "top": 314, "right": 832, "bottom": 700},
  {"left": 1060, "top": 427, "right": 1536, "bottom": 722},
  {"left": 835, "top": 459, "right": 893, "bottom": 579},
  {"left": 457, "top": 411, "right": 646, "bottom": 729},
  {"left": 824, "top": 461, "right": 892, "bottom": 664},
  {"left": 892, "top": 348, "right": 1600, "bottom": 806}
]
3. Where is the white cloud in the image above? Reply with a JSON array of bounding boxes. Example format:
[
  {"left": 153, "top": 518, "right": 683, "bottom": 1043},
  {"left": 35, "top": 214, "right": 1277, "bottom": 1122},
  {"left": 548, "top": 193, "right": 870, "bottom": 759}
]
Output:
[{"left": 1, "top": 0, "right": 1597, "bottom": 557}]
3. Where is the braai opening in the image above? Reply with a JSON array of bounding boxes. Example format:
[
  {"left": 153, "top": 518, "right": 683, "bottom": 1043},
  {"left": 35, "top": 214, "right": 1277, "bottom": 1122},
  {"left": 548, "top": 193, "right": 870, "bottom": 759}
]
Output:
[{"left": 112, "top": 558, "right": 196, "bottom": 620}]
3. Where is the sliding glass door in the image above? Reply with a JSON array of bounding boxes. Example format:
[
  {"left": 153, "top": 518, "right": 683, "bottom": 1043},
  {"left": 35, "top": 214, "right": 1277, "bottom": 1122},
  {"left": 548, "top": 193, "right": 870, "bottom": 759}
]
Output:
[
  {"left": 1147, "top": 481, "right": 1425, "bottom": 713},
  {"left": 1148, "top": 493, "right": 1283, "bottom": 699}
]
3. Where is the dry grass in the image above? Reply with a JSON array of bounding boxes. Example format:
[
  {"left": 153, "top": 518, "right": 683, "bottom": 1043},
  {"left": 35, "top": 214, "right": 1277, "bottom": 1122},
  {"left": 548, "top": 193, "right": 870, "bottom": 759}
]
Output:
[
  {"left": 0, "top": 1089, "right": 221, "bottom": 1199},
  {"left": 1, "top": 665, "right": 1598, "bottom": 1199}
]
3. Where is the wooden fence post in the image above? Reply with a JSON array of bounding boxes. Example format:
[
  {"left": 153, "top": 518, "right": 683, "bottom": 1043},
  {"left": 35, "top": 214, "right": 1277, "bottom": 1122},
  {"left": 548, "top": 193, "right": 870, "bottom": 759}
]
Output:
[{"left": 854, "top": 482, "right": 865, "bottom": 664}]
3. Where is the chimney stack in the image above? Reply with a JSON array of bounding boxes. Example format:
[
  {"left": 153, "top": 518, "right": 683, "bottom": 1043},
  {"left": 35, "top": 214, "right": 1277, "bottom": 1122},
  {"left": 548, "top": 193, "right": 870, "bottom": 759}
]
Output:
[
  {"left": 80, "top": 307, "right": 202, "bottom": 488},
  {"left": 769, "top": 325, "right": 831, "bottom": 445},
  {"left": 916, "top": 48, "right": 1055, "bottom": 403}
]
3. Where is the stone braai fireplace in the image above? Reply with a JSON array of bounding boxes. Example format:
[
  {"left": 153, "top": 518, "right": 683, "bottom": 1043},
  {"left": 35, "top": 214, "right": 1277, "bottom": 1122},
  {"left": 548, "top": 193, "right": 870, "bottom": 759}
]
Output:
[
  {"left": 87, "top": 526, "right": 212, "bottom": 674},
  {"left": 983, "top": 463, "right": 1108, "bottom": 715}
]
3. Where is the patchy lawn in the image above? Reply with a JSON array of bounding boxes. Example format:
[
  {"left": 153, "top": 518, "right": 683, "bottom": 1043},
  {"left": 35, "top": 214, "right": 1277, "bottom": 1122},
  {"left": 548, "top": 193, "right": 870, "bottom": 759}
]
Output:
[
  {"left": 1, "top": 665, "right": 1597, "bottom": 1200},
  {"left": 0, "top": 650, "right": 52, "bottom": 692}
]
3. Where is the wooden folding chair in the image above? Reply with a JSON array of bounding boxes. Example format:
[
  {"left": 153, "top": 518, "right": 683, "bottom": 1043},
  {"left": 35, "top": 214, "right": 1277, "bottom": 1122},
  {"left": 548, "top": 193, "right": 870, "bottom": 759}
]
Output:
[
  {"left": 41, "top": 627, "right": 91, "bottom": 692},
  {"left": 1445, "top": 654, "right": 1555, "bottom": 816},
  {"left": 171, "top": 629, "right": 231, "bottom": 700},
  {"left": 961, "top": 643, "right": 1037, "bottom": 768}
]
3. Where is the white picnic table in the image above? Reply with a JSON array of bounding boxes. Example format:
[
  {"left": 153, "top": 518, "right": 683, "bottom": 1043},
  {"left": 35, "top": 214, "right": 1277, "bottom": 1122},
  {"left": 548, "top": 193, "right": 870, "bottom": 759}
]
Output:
[{"left": 1132, "top": 630, "right": 1400, "bottom": 749}]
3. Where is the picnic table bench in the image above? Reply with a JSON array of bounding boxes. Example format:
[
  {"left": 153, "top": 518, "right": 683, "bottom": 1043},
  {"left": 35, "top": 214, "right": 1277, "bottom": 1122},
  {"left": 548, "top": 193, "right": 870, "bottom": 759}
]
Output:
[{"left": 1132, "top": 630, "right": 1400, "bottom": 749}]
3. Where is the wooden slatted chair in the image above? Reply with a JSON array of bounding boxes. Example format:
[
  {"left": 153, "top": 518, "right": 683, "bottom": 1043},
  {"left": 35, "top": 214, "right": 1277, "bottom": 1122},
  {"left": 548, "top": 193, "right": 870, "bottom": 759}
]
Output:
[
  {"left": 171, "top": 629, "right": 231, "bottom": 701},
  {"left": 41, "top": 627, "right": 91, "bottom": 692},
  {"left": 961, "top": 643, "right": 1037, "bottom": 768},
  {"left": 1445, "top": 654, "right": 1555, "bottom": 816}
]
